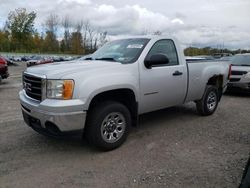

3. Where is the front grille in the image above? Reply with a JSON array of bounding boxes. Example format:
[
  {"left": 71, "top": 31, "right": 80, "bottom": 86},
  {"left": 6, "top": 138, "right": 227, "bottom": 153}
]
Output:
[
  {"left": 231, "top": 70, "right": 247, "bottom": 75},
  {"left": 230, "top": 78, "right": 241, "bottom": 82},
  {"left": 23, "top": 74, "right": 43, "bottom": 101}
]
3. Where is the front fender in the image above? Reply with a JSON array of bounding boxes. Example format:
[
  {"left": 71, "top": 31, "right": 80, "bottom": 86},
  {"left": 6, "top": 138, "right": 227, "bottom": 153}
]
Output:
[{"left": 74, "top": 73, "right": 139, "bottom": 110}]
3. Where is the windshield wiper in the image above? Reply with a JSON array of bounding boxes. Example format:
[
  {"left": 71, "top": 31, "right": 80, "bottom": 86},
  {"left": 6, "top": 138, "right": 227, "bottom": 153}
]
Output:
[
  {"left": 240, "top": 64, "right": 250, "bottom": 66},
  {"left": 95, "top": 57, "right": 116, "bottom": 62},
  {"left": 85, "top": 57, "right": 93, "bottom": 60}
]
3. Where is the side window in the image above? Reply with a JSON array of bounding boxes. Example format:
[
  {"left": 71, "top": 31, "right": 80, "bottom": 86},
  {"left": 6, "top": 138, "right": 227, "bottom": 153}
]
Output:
[{"left": 147, "top": 40, "right": 179, "bottom": 66}]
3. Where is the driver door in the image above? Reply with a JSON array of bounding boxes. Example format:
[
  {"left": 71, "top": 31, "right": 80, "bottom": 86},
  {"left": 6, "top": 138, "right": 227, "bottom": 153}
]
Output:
[{"left": 139, "top": 39, "right": 187, "bottom": 114}]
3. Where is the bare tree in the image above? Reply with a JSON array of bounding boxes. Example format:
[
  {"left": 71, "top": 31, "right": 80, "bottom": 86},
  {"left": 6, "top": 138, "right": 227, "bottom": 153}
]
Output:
[
  {"left": 69, "top": 20, "right": 85, "bottom": 54},
  {"left": 99, "top": 31, "right": 108, "bottom": 47},
  {"left": 93, "top": 33, "right": 98, "bottom": 50},
  {"left": 76, "top": 20, "right": 83, "bottom": 33},
  {"left": 61, "top": 15, "right": 72, "bottom": 52},
  {"left": 82, "top": 21, "right": 90, "bottom": 49},
  {"left": 43, "top": 14, "right": 60, "bottom": 52},
  {"left": 62, "top": 15, "right": 70, "bottom": 30},
  {"left": 45, "top": 14, "right": 59, "bottom": 34},
  {"left": 82, "top": 21, "right": 96, "bottom": 51}
]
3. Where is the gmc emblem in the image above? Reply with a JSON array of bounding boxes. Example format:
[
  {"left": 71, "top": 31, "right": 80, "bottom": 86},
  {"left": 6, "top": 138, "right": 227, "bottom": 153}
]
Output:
[{"left": 24, "top": 82, "right": 32, "bottom": 91}]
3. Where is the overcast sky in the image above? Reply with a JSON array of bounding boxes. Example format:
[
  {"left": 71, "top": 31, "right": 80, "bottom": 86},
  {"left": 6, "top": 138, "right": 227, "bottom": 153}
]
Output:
[{"left": 0, "top": 0, "right": 250, "bottom": 49}]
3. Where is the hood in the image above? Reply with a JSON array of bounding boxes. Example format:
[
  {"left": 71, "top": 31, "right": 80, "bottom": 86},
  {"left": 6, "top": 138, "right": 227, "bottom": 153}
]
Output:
[{"left": 25, "top": 60, "right": 126, "bottom": 79}]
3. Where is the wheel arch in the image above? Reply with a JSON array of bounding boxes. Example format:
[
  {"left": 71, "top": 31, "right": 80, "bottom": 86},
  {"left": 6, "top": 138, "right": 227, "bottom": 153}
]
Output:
[
  {"left": 207, "top": 74, "right": 224, "bottom": 100},
  {"left": 87, "top": 88, "right": 138, "bottom": 126}
]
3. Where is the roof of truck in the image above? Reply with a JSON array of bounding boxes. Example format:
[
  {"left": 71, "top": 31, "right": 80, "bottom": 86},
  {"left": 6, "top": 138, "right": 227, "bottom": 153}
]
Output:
[{"left": 111, "top": 35, "right": 176, "bottom": 40}]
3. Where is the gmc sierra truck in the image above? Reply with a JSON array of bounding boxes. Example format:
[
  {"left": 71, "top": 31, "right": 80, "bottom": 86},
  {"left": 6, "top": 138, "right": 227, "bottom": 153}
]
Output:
[{"left": 19, "top": 36, "right": 230, "bottom": 150}]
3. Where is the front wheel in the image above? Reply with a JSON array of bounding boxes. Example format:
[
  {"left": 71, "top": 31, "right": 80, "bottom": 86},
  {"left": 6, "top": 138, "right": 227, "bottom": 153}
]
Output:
[
  {"left": 85, "top": 101, "right": 131, "bottom": 151},
  {"left": 196, "top": 85, "right": 219, "bottom": 116}
]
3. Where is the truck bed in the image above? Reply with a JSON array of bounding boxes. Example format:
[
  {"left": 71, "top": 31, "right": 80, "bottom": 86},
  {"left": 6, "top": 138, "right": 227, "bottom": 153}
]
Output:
[{"left": 185, "top": 61, "right": 229, "bottom": 102}]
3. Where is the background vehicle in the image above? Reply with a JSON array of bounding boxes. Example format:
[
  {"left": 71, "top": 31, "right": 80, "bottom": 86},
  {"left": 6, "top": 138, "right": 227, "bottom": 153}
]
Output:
[
  {"left": 3, "top": 56, "right": 16, "bottom": 66},
  {"left": 219, "top": 56, "right": 233, "bottom": 62},
  {"left": 227, "top": 53, "right": 250, "bottom": 92},
  {"left": 20, "top": 36, "right": 230, "bottom": 150},
  {"left": 186, "top": 56, "right": 207, "bottom": 62},
  {"left": 13, "top": 56, "right": 22, "bottom": 62},
  {"left": 21, "top": 56, "right": 31, "bottom": 62},
  {"left": 0, "top": 56, "right": 9, "bottom": 83},
  {"left": 186, "top": 55, "right": 215, "bottom": 62},
  {"left": 27, "top": 56, "right": 53, "bottom": 67},
  {"left": 213, "top": 53, "right": 233, "bottom": 59}
]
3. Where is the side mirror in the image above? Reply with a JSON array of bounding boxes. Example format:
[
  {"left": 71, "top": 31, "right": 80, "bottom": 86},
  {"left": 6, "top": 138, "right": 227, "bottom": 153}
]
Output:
[{"left": 144, "top": 54, "right": 169, "bottom": 69}]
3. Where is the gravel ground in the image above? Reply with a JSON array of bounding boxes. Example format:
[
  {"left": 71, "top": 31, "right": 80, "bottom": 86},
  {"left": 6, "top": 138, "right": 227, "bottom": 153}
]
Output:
[{"left": 0, "top": 62, "right": 250, "bottom": 188}]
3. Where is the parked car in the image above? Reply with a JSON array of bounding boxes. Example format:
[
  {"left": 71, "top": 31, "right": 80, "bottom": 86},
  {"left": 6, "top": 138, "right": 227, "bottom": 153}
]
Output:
[
  {"left": 213, "top": 53, "right": 233, "bottom": 59},
  {"left": 227, "top": 53, "right": 250, "bottom": 91},
  {"left": 19, "top": 36, "right": 230, "bottom": 150},
  {"left": 218, "top": 56, "right": 233, "bottom": 62},
  {"left": 64, "top": 56, "right": 76, "bottom": 61},
  {"left": 2, "top": 57, "right": 13, "bottom": 66},
  {"left": 186, "top": 56, "right": 207, "bottom": 62},
  {"left": 52, "top": 56, "right": 64, "bottom": 62},
  {"left": 0, "top": 56, "right": 9, "bottom": 83},
  {"left": 76, "top": 54, "right": 92, "bottom": 61},
  {"left": 13, "top": 56, "right": 22, "bottom": 62},
  {"left": 27, "top": 56, "right": 53, "bottom": 67},
  {"left": 21, "top": 56, "right": 31, "bottom": 62}
]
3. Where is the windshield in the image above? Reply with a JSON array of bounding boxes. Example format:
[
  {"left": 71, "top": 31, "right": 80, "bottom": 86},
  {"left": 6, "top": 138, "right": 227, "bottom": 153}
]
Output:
[
  {"left": 90, "top": 38, "right": 150, "bottom": 64},
  {"left": 231, "top": 54, "right": 250, "bottom": 66}
]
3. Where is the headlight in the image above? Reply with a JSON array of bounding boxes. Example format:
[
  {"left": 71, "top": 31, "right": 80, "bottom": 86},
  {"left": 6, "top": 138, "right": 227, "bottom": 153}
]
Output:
[{"left": 46, "top": 80, "right": 74, "bottom": 99}]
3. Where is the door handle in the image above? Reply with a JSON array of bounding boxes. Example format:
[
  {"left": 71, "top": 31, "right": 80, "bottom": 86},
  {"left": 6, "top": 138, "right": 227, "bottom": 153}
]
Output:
[{"left": 173, "top": 71, "right": 183, "bottom": 76}]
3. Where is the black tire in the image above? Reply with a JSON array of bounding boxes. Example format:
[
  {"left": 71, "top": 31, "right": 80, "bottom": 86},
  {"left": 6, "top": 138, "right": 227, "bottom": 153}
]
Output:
[
  {"left": 196, "top": 85, "right": 219, "bottom": 116},
  {"left": 85, "top": 101, "right": 131, "bottom": 151}
]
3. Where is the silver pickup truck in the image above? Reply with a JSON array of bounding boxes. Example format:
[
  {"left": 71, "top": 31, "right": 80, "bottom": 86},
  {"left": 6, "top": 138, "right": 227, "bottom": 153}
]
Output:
[{"left": 20, "top": 36, "right": 230, "bottom": 150}]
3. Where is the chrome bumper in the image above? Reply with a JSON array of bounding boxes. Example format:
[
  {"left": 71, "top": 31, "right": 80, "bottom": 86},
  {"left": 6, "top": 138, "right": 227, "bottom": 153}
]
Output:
[{"left": 19, "top": 90, "right": 86, "bottom": 132}]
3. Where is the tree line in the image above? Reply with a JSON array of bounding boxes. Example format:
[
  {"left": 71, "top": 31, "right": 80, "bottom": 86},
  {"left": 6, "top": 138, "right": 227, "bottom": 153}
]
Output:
[
  {"left": 0, "top": 8, "right": 249, "bottom": 56},
  {"left": 184, "top": 47, "right": 250, "bottom": 56},
  {"left": 0, "top": 8, "right": 108, "bottom": 55}
]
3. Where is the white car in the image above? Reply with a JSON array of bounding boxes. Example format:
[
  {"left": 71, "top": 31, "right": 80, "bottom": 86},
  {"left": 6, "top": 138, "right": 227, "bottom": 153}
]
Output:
[{"left": 13, "top": 56, "right": 22, "bottom": 62}]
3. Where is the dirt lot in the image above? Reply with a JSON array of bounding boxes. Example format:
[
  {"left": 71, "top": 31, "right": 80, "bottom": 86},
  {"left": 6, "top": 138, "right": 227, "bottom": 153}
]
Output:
[{"left": 0, "top": 62, "right": 250, "bottom": 188}]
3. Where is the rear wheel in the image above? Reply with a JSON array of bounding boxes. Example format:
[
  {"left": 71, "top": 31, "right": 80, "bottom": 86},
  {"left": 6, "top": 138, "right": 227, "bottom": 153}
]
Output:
[
  {"left": 85, "top": 101, "right": 131, "bottom": 151},
  {"left": 196, "top": 85, "right": 219, "bottom": 116}
]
